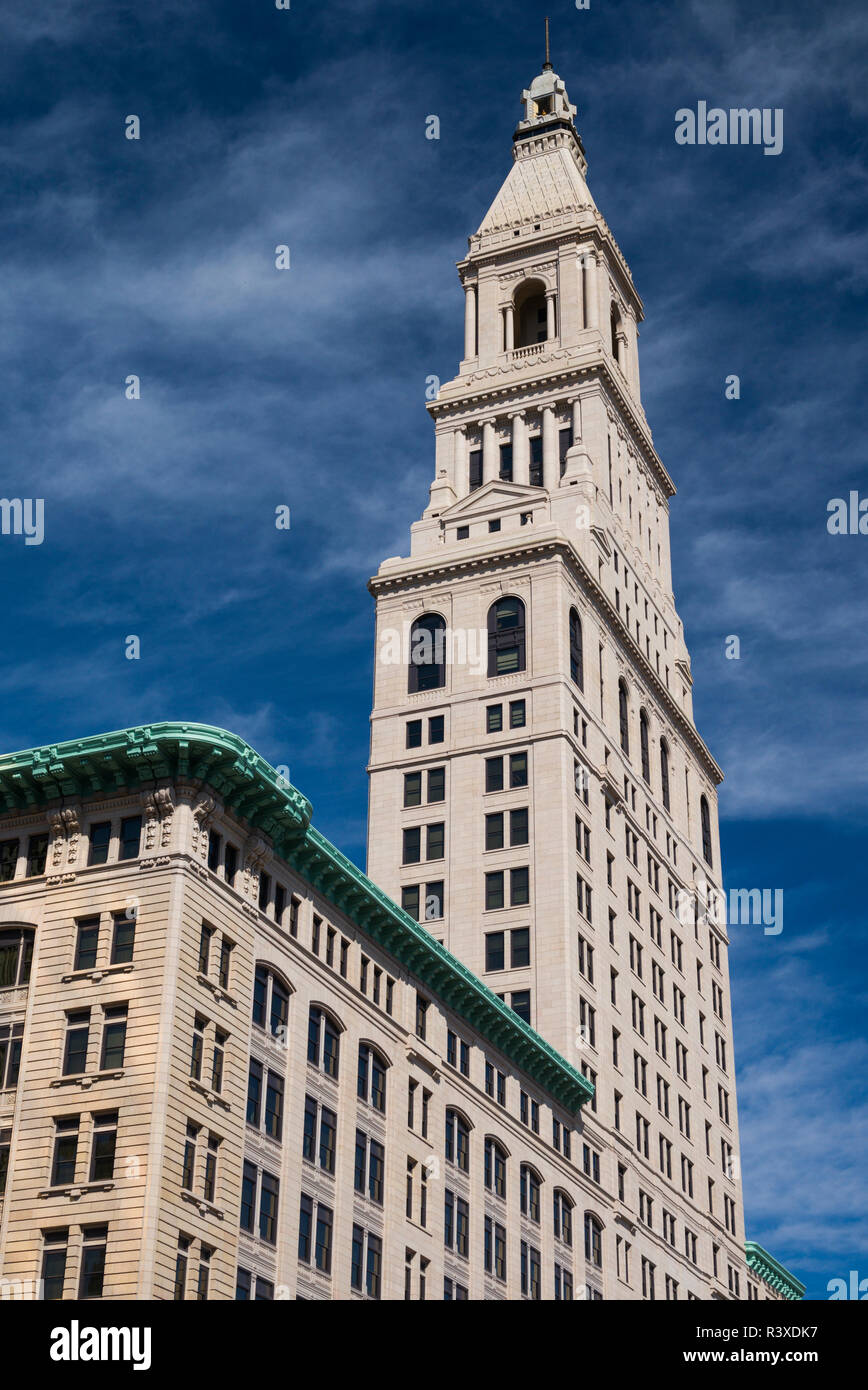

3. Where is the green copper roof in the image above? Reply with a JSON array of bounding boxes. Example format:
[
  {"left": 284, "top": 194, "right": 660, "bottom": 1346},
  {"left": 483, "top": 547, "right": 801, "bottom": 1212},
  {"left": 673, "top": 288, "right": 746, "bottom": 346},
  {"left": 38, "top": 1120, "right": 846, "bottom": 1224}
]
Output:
[
  {"left": 744, "top": 1242, "right": 805, "bottom": 1300},
  {"left": 0, "top": 721, "right": 594, "bottom": 1116}
]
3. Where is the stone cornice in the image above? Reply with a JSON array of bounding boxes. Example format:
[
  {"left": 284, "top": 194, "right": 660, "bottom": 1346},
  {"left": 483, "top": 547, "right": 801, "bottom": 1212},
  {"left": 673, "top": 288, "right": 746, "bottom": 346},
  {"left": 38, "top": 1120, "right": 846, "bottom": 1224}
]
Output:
[
  {"left": 0, "top": 722, "right": 594, "bottom": 1117},
  {"left": 369, "top": 535, "right": 723, "bottom": 786},
  {"left": 744, "top": 1242, "right": 805, "bottom": 1301}
]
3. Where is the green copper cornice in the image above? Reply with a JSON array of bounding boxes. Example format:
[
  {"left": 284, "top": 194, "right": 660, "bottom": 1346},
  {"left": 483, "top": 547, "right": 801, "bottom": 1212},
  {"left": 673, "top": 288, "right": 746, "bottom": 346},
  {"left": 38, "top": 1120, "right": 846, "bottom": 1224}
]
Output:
[
  {"left": 744, "top": 1242, "right": 805, "bottom": 1301},
  {"left": 0, "top": 722, "right": 312, "bottom": 837},
  {"left": 0, "top": 721, "right": 594, "bottom": 1116}
]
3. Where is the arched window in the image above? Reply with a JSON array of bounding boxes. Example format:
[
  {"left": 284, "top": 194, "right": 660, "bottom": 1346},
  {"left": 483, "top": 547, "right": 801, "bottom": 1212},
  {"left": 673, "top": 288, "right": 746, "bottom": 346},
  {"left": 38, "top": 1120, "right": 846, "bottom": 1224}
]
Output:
[
  {"left": 0, "top": 927, "right": 34, "bottom": 989},
  {"left": 487, "top": 597, "right": 526, "bottom": 677},
  {"left": 520, "top": 1163, "right": 542, "bottom": 1223},
  {"left": 640, "top": 710, "right": 651, "bottom": 784},
  {"left": 553, "top": 1189, "right": 574, "bottom": 1246},
  {"left": 252, "top": 964, "right": 290, "bottom": 1039},
  {"left": 445, "top": 1109, "right": 470, "bottom": 1172},
  {"left": 307, "top": 1005, "right": 341, "bottom": 1078},
  {"left": 569, "top": 608, "right": 584, "bottom": 690},
  {"left": 484, "top": 1137, "right": 507, "bottom": 1198},
  {"left": 357, "top": 1043, "right": 388, "bottom": 1112},
  {"left": 618, "top": 679, "right": 630, "bottom": 755},
  {"left": 610, "top": 303, "right": 621, "bottom": 359},
  {"left": 408, "top": 613, "right": 446, "bottom": 693},
  {"left": 700, "top": 796, "right": 713, "bottom": 868},
  {"left": 584, "top": 1213, "right": 603, "bottom": 1268},
  {"left": 660, "top": 739, "right": 671, "bottom": 812},
  {"left": 515, "top": 279, "right": 548, "bottom": 347}
]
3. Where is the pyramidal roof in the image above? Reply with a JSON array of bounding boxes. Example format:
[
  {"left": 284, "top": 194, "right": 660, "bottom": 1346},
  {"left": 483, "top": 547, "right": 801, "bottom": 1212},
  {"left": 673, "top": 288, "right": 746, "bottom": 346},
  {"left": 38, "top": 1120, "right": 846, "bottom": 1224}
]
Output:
[{"left": 477, "top": 141, "right": 595, "bottom": 234}]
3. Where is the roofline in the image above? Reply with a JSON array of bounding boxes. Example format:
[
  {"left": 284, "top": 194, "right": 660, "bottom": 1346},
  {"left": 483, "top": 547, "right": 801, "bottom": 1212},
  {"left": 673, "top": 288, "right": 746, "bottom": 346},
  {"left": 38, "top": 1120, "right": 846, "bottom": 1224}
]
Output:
[
  {"left": 744, "top": 1242, "right": 806, "bottom": 1300},
  {"left": 0, "top": 721, "right": 594, "bottom": 1116}
]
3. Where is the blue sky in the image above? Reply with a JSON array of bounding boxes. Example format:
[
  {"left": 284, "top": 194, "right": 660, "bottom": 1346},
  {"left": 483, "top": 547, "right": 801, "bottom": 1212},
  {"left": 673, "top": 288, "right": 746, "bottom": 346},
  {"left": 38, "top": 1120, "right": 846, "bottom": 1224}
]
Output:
[{"left": 1, "top": 0, "right": 866, "bottom": 1298}]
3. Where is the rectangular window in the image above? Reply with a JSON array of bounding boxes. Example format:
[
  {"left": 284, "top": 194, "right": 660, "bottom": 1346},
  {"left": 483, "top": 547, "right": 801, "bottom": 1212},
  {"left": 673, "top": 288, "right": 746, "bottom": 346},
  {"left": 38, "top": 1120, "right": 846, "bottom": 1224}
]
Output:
[
  {"left": 401, "top": 885, "right": 420, "bottom": 920},
  {"left": 509, "top": 752, "right": 528, "bottom": 787},
  {"left": 100, "top": 1005, "right": 127, "bottom": 1070},
  {"left": 406, "top": 719, "right": 423, "bottom": 748},
  {"left": 314, "top": 1203, "right": 332, "bottom": 1273},
  {"left": 274, "top": 883, "right": 287, "bottom": 925},
  {"left": 207, "top": 832, "right": 221, "bottom": 872},
  {"left": 198, "top": 923, "right": 214, "bottom": 976},
  {"left": 485, "top": 757, "right": 503, "bottom": 792},
  {"left": 428, "top": 714, "right": 444, "bottom": 744},
  {"left": 511, "top": 990, "right": 531, "bottom": 1023},
  {"left": 402, "top": 827, "right": 421, "bottom": 864},
  {"left": 258, "top": 872, "right": 271, "bottom": 913},
  {"left": 62, "top": 1011, "right": 90, "bottom": 1076},
  {"left": 74, "top": 918, "right": 100, "bottom": 972},
  {"left": 485, "top": 931, "right": 505, "bottom": 972},
  {"left": 404, "top": 771, "right": 422, "bottom": 807},
  {"left": 203, "top": 1135, "right": 219, "bottom": 1203},
  {"left": 510, "top": 807, "right": 529, "bottom": 845},
  {"left": 259, "top": 1171, "right": 280, "bottom": 1245},
  {"left": 424, "top": 881, "right": 444, "bottom": 920},
  {"left": 509, "top": 699, "right": 526, "bottom": 728},
  {"left": 51, "top": 1116, "right": 79, "bottom": 1187},
  {"left": 416, "top": 994, "right": 429, "bottom": 1041},
  {"left": 265, "top": 1071, "right": 283, "bottom": 1140},
  {"left": 485, "top": 812, "right": 504, "bottom": 851},
  {"left": 0, "top": 1127, "right": 10, "bottom": 1196},
  {"left": 78, "top": 1227, "right": 108, "bottom": 1299},
  {"left": 27, "top": 833, "right": 49, "bottom": 877},
  {"left": 224, "top": 844, "right": 238, "bottom": 886},
  {"left": 427, "top": 767, "right": 445, "bottom": 802},
  {"left": 211, "top": 1031, "right": 226, "bottom": 1093},
  {"left": 110, "top": 912, "right": 135, "bottom": 965},
  {"left": 485, "top": 871, "right": 504, "bottom": 911},
  {"left": 529, "top": 435, "right": 543, "bottom": 487},
  {"left": 510, "top": 867, "right": 529, "bottom": 905},
  {"left": 41, "top": 1231, "right": 68, "bottom": 1301},
  {"left": 427, "top": 823, "right": 445, "bottom": 860},
  {"left": 486, "top": 705, "right": 503, "bottom": 733},
  {"left": 0, "top": 839, "right": 19, "bottom": 882},
  {"left": 218, "top": 937, "right": 233, "bottom": 990},
  {"left": 240, "top": 1161, "right": 257, "bottom": 1233},
  {"left": 88, "top": 823, "right": 112, "bottom": 867},
  {"left": 511, "top": 927, "right": 530, "bottom": 968},
  {"left": 119, "top": 816, "right": 142, "bottom": 861},
  {"left": 190, "top": 1015, "right": 206, "bottom": 1081},
  {"left": 247, "top": 1058, "right": 263, "bottom": 1127},
  {"left": 174, "top": 1236, "right": 191, "bottom": 1301}
]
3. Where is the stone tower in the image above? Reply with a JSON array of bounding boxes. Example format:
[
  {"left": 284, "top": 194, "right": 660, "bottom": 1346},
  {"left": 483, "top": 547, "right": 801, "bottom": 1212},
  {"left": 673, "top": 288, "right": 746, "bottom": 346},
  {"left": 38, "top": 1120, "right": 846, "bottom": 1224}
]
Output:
[{"left": 367, "top": 56, "right": 748, "bottom": 1293}]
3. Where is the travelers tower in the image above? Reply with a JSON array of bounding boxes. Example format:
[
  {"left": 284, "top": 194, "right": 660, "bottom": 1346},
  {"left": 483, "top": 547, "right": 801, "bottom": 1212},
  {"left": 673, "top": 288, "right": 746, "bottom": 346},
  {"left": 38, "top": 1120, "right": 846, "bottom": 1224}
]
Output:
[{"left": 368, "top": 55, "right": 750, "bottom": 1293}]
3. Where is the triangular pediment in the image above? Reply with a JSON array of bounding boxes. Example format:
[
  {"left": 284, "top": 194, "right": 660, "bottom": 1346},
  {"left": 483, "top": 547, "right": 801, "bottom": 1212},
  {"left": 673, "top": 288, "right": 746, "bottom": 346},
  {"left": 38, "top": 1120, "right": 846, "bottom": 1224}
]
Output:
[{"left": 442, "top": 480, "right": 543, "bottom": 521}]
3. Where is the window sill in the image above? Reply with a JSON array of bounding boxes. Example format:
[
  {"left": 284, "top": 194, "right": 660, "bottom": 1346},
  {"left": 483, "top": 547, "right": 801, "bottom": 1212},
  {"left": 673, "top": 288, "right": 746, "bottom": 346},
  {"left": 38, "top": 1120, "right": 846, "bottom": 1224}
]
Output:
[
  {"left": 38, "top": 1181, "right": 115, "bottom": 1200},
  {"left": 188, "top": 1077, "right": 231, "bottom": 1111},
  {"left": 51, "top": 1070, "right": 124, "bottom": 1089},
  {"left": 180, "top": 1189, "right": 225, "bottom": 1221},
  {"left": 196, "top": 973, "right": 238, "bottom": 1009},
  {"left": 62, "top": 964, "right": 134, "bottom": 984}
]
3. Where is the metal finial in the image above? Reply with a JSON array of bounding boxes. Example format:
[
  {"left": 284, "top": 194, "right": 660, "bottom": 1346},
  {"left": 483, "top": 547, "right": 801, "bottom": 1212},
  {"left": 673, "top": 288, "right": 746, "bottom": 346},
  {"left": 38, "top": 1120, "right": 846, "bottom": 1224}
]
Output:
[{"left": 544, "top": 16, "right": 552, "bottom": 69}]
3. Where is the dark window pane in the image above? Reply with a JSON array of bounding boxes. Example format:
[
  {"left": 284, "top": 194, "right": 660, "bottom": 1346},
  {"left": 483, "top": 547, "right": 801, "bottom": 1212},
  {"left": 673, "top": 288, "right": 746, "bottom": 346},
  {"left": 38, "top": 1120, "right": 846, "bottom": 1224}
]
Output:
[
  {"left": 88, "top": 823, "right": 111, "bottom": 867},
  {"left": 119, "top": 816, "right": 142, "bottom": 861},
  {"left": 485, "top": 932, "right": 505, "bottom": 972},
  {"left": 27, "top": 834, "right": 49, "bottom": 877}
]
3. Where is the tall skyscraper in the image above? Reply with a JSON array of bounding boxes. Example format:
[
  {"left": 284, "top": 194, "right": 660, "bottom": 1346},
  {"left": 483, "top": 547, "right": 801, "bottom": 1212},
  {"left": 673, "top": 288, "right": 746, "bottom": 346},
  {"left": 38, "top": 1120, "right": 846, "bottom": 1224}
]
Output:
[{"left": 368, "top": 56, "right": 757, "bottom": 1295}]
